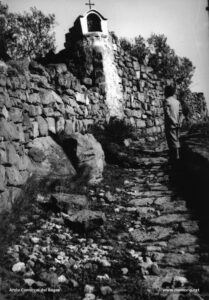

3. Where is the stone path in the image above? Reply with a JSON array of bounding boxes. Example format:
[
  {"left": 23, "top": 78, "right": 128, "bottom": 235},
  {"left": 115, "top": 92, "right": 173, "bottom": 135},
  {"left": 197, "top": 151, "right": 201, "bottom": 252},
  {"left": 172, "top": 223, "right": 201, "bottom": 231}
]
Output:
[
  {"left": 115, "top": 156, "right": 204, "bottom": 298},
  {"left": 1, "top": 155, "right": 209, "bottom": 300}
]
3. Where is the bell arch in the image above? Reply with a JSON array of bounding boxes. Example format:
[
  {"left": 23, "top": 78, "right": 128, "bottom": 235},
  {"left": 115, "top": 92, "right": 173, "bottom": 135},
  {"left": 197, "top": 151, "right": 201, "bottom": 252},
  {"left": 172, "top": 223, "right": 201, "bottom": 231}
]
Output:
[{"left": 87, "top": 13, "right": 102, "bottom": 32}]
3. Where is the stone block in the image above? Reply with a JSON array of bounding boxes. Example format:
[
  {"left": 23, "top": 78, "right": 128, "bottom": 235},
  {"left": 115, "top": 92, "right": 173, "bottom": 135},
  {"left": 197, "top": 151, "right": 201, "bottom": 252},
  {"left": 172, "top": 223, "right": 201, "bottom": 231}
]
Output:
[
  {"left": 0, "top": 165, "right": 5, "bottom": 191},
  {"left": 0, "top": 106, "right": 9, "bottom": 120},
  {"left": 16, "top": 124, "right": 25, "bottom": 142},
  {"left": 66, "top": 105, "right": 76, "bottom": 116},
  {"left": 64, "top": 209, "right": 106, "bottom": 232},
  {"left": 31, "top": 74, "right": 50, "bottom": 88},
  {"left": 146, "top": 120, "right": 153, "bottom": 127},
  {"left": 146, "top": 127, "right": 154, "bottom": 135},
  {"left": 56, "top": 117, "right": 65, "bottom": 133},
  {"left": 29, "top": 105, "right": 38, "bottom": 117},
  {"left": 0, "top": 189, "right": 11, "bottom": 211},
  {"left": 75, "top": 92, "right": 87, "bottom": 104},
  {"left": 58, "top": 74, "right": 72, "bottom": 89},
  {"left": 9, "top": 107, "right": 23, "bottom": 123},
  {"left": 6, "top": 166, "right": 23, "bottom": 186},
  {"left": 6, "top": 143, "right": 18, "bottom": 165},
  {"left": 125, "top": 61, "right": 133, "bottom": 68},
  {"left": 20, "top": 170, "right": 29, "bottom": 184},
  {"left": 37, "top": 116, "right": 48, "bottom": 136},
  {"left": 64, "top": 120, "right": 75, "bottom": 135},
  {"left": 133, "top": 61, "right": 140, "bottom": 71},
  {"left": 0, "top": 74, "right": 6, "bottom": 86},
  {"left": 125, "top": 109, "right": 141, "bottom": 119},
  {"left": 9, "top": 76, "right": 20, "bottom": 90},
  {"left": 136, "top": 71, "right": 140, "bottom": 79},
  {"left": 28, "top": 147, "right": 46, "bottom": 163},
  {"left": 0, "top": 149, "right": 7, "bottom": 164},
  {"left": 136, "top": 120, "right": 146, "bottom": 128},
  {"left": 18, "top": 155, "right": 30, "bottom": 171},
  {"left": 0, "top": 119, "right": 19, "bottom": 141},
  {"left": 47, "top": 117, "right": 56, "bottom": 134},
  {"left": 28, "top": 93, "right": 41, "bottom": 104},
  {"left": 71, "top": 79, "right": 82, "bottom": 92},
  {"left": 31, "top": 122, "right": 39, "bottom": 138},
  {"left": 43, "top": 107, "right": 54, "bottom": 117},
  {"left": 82, "top": 77, "right": 92, "bottom": 87},
  {"left": 40, "top": 90, "right": 62, "bottom": 105},
  {"left": 9, "top": 187, "right": 22, "bottom": 204}
]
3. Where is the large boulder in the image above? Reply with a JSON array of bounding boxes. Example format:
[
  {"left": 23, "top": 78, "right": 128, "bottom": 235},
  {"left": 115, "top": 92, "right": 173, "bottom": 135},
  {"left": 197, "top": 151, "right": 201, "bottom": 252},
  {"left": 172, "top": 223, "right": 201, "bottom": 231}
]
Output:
[
  {"left": 62, "top": 133, "right": 105, "bottom": 185},
  {"left": 27, "top": 136, "right": 76, "bottom": 177},
  {"left": 63, "top": 209, "right": 106, "bottom": 232}
]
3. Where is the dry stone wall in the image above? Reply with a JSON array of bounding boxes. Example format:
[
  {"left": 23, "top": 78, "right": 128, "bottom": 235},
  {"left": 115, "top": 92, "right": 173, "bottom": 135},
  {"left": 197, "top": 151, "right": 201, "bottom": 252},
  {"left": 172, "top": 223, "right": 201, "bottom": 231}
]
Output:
[
  {"left": 111, "top": 38, "right": 168, "bottom": 143},
  {"left": 62, "top": 34, "right": 167, "bottom": 143},
  {"left": 0, "top": 30, "right": 208, "bottom": 211},
  {"left": 0, "top": 62, "right": 109, "bottom": 211}
]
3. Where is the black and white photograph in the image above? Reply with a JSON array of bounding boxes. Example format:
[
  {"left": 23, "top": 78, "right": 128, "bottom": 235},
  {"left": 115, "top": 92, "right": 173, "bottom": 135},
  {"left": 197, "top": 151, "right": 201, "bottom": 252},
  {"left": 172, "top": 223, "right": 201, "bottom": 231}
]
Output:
[{"left": 0, "top": 0, "right": 209, "bottom": 299}]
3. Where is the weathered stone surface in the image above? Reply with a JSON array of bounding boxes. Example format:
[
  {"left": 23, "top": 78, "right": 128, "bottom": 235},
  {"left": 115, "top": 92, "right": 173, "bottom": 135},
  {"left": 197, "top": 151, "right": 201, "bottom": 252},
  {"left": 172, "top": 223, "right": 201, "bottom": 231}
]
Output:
[
  {"left": 31, "top": 122, "right": 39, "bottom": 138},
  {"left": 0, "top": 149, "right": 7, "bottom": 164},
  {"left": 47, "top": 117, "right": 56, "bottom": 133},
  {"left": 28, "top": 137, "right": 76, "bottom": 177},
  {"left": 43, "top": 107, "right": 54, "bottom": 117},
  {"left": 28, "top": 147, "right": 46, "bottom": 163},
  {"left": 162, "top": 253, "right": 199, "bottom": 266},
  {"left": 6, "top": 166, "right": 23, "bottom": 186},
  {"left": 0, "top": 189, "right": 11, "bottom": 211},
  {"left": 0, "top": 119, "right": 19, "bottom": 141},
  {"left": 17, "top": 155, "right": 30, "bottom": 171},
  {"left": 149, "top": 214, "right": 190, "bottom": 225},
  {"left": 28, "top": 93, "right": 41, "bottom": 104},
  {"left": 64, "top": 120, "right": 75, "bottom": 135},
  {"left": 180, "top": 221, "right": 199, "bottom": 233},
  {"left": 168, "top": 233, "right": 198, "bottom": 248},
  {"left": 75, "top": 92, "right": 88, "bottom": 104},
  {"left": 56, "top": 117, "right": 65, "bottom": 133},
  {"left": 40, "top": 90, "right": 62, "bottom": 105},
  {"left": 50, "top": 193, "right": 88, "bottom": 213},
  {"left": 0, "top": 165, "right": 5, "bottom": 191},
  {"left": 131, "top": 227, "right": 173, "bottom": 243},
  {"left": 63, "top": 133, "right": 105, "bottom": 184},
  {"left": 64, "top": 209, "right": 105, "bottom": 231},
  {"left": 37, "top": 116, "right": 48, "bottom": 136},
  {"left": 129, "top": 198, "right": 154, "bottom": 206},
  {"left": 6, "top": 143, "right": 18, "bottom": 165},
  {"left": 16, "top": 124, "right": 25, "bottom": 142},
  {"left": 0, "top": 106, "right": 9, "bottom": 119},
  {"left": 157, "top": 201, "right": 188, "bottom": 213}
]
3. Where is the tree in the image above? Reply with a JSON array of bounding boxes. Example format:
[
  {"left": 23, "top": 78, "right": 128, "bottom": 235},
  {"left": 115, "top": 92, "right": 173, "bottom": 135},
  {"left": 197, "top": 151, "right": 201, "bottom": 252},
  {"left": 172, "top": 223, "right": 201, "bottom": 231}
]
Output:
[
  {"left": 0, "top": 2, "right": 9, "bottom": 59},
  {"left": 147, "top": 34, "right": 195, "bottom": 90},
  {"left": 1, "top": 3, "right": 56, "bottom": 60},
  {"left": 131, "top": 35, "right": 149, "bottom": 64}
]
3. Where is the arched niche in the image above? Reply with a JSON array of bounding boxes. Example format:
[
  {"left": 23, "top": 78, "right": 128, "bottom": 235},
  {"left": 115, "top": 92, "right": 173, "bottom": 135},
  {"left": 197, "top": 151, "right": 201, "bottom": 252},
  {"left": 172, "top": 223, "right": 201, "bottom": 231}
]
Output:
[{"left": 87, "top": 13, "right": 102, "bottom": 32}]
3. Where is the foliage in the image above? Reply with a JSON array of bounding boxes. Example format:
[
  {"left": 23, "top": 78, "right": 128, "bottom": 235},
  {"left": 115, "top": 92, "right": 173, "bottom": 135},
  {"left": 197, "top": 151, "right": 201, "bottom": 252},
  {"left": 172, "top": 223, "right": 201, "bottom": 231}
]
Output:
[
  {"left": 147, "top": 34, "right": 195, "bottom": 89},
  {"left": 91, "top": 118, "right": 137, "bottom": 145},
  {"left": 0, "top": 2, "right": 8, "bottom": 59},
  {"left": 119, "top": 33, "right": 195, "bottom": 92},
  {"left": 119, "top": 37, "right": 133, "bottom": 53},
  {"left": 0, "top": 2, "right": 56, "bottom": 60},
  {"left": 131, "top": 35, "right": 149, "bottom": 64}
]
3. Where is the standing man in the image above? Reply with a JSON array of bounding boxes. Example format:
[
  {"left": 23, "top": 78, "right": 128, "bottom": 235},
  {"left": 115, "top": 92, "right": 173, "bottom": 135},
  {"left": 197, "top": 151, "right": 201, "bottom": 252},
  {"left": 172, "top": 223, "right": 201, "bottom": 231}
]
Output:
[{"left": 164, "top": 85, "right": 183, "bottom": 164}]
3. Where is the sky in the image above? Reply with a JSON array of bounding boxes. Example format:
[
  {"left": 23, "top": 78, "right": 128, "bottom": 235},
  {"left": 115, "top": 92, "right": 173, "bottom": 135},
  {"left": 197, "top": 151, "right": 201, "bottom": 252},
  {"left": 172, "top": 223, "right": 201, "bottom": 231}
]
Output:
[{"left": 4, "top": 0, "right": 209, "bottom": 107}]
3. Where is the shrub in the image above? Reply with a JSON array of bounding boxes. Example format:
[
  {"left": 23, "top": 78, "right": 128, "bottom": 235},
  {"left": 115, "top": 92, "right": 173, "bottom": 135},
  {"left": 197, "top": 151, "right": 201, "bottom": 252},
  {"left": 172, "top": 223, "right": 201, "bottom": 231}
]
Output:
[{"left": 90, "top": 118, "right": 137, "bottom": 145}]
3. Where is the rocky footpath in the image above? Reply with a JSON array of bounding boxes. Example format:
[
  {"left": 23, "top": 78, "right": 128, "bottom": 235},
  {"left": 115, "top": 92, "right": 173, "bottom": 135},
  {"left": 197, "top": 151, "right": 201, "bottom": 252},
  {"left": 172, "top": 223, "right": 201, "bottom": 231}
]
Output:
[{"left": 0, "top": 154, "right": 208, "bottom": 300}]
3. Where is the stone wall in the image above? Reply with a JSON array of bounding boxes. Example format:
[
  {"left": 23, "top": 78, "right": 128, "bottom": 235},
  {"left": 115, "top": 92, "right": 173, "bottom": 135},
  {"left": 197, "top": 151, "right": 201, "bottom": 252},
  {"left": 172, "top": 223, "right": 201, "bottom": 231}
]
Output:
[
  {"left": 111, "top": 36, "right": 165, "bottom": 142},
  {"left": 0, "top": 30, "right": 208, "bottom": 211},
  {"left": 0, "top": 61, "right": 109, "bottom": 211}
]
